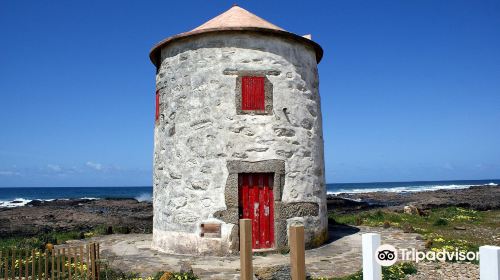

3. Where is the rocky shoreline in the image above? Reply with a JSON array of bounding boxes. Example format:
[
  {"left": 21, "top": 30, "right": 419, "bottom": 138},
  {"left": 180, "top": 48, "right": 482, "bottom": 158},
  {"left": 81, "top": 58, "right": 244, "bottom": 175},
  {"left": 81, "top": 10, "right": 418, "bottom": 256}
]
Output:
[
  {"left": 1, "top": 185, "right": 498, "bottom": 238},
  {"left": 0, "top": 198, "right": 153, "bottom": 238},
  {"left": 328, "top": 185, "right": 500, "bottom": 214}
]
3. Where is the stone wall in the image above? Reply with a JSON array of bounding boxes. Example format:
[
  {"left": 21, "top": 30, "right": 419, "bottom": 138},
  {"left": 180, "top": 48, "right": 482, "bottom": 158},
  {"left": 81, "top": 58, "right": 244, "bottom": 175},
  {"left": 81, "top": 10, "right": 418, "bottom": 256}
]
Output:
[{"left": 152, "top": 32, "right": 327, "bottom": 255}]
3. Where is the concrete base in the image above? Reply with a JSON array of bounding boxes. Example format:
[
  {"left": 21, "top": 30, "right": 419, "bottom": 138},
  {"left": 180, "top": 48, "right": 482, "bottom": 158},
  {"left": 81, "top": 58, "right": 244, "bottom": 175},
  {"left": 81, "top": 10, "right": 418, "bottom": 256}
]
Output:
[{"left": 152, "top": 225, "right": 236, "bottom": 256}]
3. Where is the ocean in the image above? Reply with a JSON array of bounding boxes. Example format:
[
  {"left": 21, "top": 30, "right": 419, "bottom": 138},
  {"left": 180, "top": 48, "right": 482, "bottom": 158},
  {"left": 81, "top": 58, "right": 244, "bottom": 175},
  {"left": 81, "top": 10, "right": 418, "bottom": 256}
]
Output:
[
  {"left": 0, "top": 179, "right": 498, "bottom": 208},
  {"left": 0, "top": 186, "right": 153, "bottom": 208},
  {"left": 328, "top": 179, "right": 500, "bottom": 194}
]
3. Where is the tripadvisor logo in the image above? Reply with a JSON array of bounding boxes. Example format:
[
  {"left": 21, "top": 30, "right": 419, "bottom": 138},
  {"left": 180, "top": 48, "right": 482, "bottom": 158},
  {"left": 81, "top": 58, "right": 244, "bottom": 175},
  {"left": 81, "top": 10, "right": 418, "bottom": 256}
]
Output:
[
  {"left": 375, "top": 244, "right": 398, "bottom": 266},
  {"left": 375, "top": 244, "right": 480, "bottom": 266}
]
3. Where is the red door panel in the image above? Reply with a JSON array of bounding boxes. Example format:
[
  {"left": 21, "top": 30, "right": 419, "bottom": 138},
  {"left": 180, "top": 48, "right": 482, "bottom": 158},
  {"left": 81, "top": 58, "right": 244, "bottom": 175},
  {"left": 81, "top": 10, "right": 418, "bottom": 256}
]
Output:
[
  {"left": 240, "top": 175, "right": 250, "bottom": 219},
  {"left": 252, "top": 180, "right": 260, "bottom": 248},
  {"left": 259, "top": 175, "right": 270, "bottom": 248},
  {"left": 155, "top": 90, "right": 160, "bottom": 121},
  {"left": 239, "top": 173, "right": 274, "bottom": 249},
  {"left": 268, "top": 175, "right": 274, "bottom": 248}
]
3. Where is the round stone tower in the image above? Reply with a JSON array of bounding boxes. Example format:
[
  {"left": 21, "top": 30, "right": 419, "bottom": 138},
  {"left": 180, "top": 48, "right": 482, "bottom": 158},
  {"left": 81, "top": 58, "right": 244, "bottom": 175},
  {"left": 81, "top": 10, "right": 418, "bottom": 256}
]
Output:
[{"left": 150, "top": 5, "right": 327, "bottom": 255}]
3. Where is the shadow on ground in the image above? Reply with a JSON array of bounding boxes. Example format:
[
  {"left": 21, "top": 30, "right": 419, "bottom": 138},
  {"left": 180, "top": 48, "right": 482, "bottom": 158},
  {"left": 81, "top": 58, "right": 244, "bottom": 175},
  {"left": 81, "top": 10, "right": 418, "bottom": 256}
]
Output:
[{"left": 326, "top": 223, "right": 360, "bottom": 244}]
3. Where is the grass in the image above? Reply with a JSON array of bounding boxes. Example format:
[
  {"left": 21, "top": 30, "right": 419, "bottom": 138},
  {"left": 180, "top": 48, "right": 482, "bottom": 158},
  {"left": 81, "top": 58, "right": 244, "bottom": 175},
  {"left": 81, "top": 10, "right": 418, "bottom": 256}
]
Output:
[
  {"left": 98, "top": 266, "right": 200, "bottom": 280},
  {"left": 0, "top": 224, "right": 136, "bottom": 251},
  {"left": 0, "top": 231, "right": 84, "bottom": 251},
  {"left": 314, "top": 262, "right": 417, "bottom": 280},
  {"left": 330, "top": 206, "right": 500, "bottom": 254}
]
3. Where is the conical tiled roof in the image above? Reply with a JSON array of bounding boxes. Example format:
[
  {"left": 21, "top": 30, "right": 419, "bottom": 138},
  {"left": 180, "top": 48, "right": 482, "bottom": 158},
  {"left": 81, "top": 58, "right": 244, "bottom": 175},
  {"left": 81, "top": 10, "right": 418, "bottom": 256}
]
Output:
[
  {"left": 191, "top": 5, "right": 284, "bottom": 32},
  {"left": 149, "top": 5, "right": 323, "bottom": 66}
]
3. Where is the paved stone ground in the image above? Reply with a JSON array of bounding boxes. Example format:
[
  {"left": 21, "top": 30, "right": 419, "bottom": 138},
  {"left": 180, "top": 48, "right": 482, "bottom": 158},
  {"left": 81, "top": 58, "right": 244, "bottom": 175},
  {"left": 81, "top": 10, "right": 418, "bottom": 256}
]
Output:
[{"left": 69, "top": 225, "right": 425, "bottom": 279}]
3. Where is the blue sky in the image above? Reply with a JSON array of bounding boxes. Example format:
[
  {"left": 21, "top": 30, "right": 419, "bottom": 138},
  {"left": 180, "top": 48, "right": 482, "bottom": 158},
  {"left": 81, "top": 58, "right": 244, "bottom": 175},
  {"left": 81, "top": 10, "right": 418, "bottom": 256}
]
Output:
[{"left": 0, "top": 0, "right": 499, "bottom": 187}]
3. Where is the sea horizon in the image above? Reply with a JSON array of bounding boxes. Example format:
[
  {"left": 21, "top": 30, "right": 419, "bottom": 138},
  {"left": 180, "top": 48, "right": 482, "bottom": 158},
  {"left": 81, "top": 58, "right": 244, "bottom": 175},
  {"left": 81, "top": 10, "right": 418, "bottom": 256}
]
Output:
[
  {"left": 2, "top": 178, "right": 500, "bottom": 188},
  {"left": 1, "top": 178, "right": 499, "bottom": 208}
]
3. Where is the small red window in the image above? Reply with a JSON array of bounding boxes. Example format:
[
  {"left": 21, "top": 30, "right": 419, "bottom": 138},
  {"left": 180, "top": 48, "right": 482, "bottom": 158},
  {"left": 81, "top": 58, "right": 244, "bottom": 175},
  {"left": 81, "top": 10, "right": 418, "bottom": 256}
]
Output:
[
  {"left": 155, "top": 90, "right": 160, "bottom": 121},
  {"left": 242, "top": 76, "right": 265, "bottom": 111}
]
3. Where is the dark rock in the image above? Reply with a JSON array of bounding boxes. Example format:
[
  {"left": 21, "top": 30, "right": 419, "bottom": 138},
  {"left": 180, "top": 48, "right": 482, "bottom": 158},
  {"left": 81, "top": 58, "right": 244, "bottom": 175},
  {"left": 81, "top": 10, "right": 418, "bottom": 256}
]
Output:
[
  {"left": 328, "top": 185, "right": 500, "bottom": 211},
  {"left": 179, "top": 261, "right": 193, "bottom": 274},
  {"left": 327, "top": 197, "right": 383, "bottom": 214},
  {"left": 0, "top": 199, "right": 152, "bottom": 238},
  {"left": 254, "top": 264, "right": 291, "bottom": 280},
  {"left": 275, "top": 150, "right": 294, "bottom": 158},
  {"left": 273, "top": 128, "right": 295, "bottom": 137},
  {"left": 300, "top": 119, "right": 313, "bottom": 130},
  {"left": 402, "top": 223, "right": 415, "bottom": 233},
  {"left": 27, "top": 200, "right": 43, "bottom": 207}
]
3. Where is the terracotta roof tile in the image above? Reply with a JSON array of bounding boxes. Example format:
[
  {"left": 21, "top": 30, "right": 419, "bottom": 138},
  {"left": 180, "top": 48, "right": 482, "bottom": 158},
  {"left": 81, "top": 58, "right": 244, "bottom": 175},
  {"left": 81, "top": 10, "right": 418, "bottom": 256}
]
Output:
[
  {"left": 149, "top": 5, "right": 323, "bottom": 66},
  {"left": 192, "top": 5, "right": 284, "bottom": 32}
]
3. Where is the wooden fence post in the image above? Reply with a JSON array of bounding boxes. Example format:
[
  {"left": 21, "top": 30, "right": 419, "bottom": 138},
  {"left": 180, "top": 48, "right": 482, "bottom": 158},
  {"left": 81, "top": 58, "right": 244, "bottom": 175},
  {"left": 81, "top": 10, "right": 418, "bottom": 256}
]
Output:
[
  {"left": 18, "top": 250, "right": 22, "bottom": 280},
  {"left": 38, "top": 249, "right": 42, "bottom": 280},
  {"left": 362, "top": 233, "right": 382, "bottom": 280},
  {"left": 51, "top": 249, "right": 55, "bottom": 280},
  {"left": 290, "top": 225, "right": 306, "bottom": 280},
  {"left": 240, "top": 219, "right": 253, "bottom": 280},
  {"left": 86, "top": 244, "right": 91, "bottom": 280},
  {"left": 68, "top": 247, "right": 73, "bottom": 280},
  {"left": 11, "top": 249, "right": 16, "bottom": 279},
  {"left": 25, "top": 249, "right": 29, "bottom": 280},
  {"left": 31, "top": 249, "right": 35, "bottom": 280},
  {"left": 44, "top": 249, "right": 49, "bottom": 280},
  {"left": 57, "top": 249, "right": 61, "bottom": 280},
  {"left": 79, "top": 245, "right": 84, "bottom": 279},
  {"left": 2, "top": 250, "right": 7, "bottom": 280},
  {"left": 63, "top": 247, "right": 67, "bottom": 279},
  {"left": 480, "top": 245, "right": 500, "bottom": 280},
  {"left": 96, "top": 243, "right": 100, "bottom": 280},
  {"left": 91, "top": 243, "right": 96, "bottom": 280}
]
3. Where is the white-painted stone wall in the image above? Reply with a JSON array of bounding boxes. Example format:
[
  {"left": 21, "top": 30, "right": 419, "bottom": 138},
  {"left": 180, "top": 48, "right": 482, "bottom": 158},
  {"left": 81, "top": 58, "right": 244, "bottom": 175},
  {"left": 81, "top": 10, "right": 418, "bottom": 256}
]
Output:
[{"left": 152, "top": 32, "right": 326, "bottom": 255}]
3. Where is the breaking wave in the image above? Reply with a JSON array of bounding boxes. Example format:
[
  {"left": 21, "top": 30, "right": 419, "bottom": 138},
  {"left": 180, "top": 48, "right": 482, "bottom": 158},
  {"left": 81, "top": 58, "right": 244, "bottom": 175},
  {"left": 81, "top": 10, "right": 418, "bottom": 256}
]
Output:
[
  {"left": 134, "top": 193, "right": 152, "bottom": 202},
  {"left": 327, "top": 181, "right": 499, "bottom": 195}
]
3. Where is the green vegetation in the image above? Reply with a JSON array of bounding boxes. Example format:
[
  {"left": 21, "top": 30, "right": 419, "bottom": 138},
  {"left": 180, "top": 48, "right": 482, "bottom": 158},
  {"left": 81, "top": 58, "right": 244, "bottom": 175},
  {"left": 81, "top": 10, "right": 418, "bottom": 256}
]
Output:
[
  {"left": 97, "top": 268, "right": 200, "bottom": 280},
  {"left": 330, "top": 207, "right": 500, "bottom": 255},
  {"left": 0, "top": 224, "right": 138, "bottom": 251},
  {"left": 155, "top": 272, "right": 200, "bottom": 280},
  {"left": 0, "top": 226, "right": 199, "bottom": 280},
  {"left": 381, "top": 262, "right": 417, "bottom": 280},
  {"left": 0, "top": 234, "right": 199, "bottom": 280},
  {"left": 314, "top": 262, "right": 417, "bottom": 280},
  {"left": 0, "top": 231, "right": 83, "bottom": 251}
]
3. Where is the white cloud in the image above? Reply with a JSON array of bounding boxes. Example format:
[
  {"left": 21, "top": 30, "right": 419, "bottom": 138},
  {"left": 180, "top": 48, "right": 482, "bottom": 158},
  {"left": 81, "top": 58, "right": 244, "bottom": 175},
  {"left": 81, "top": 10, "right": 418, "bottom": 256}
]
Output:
[
  {"left": 86, "top": 161, "right": 103, "bottom": 171},
  {"left": 47, "top": 164, "right": 62, "bottom": 172},
  {"left": 0, "top": 170, "right": 21, "bottom": 176}
]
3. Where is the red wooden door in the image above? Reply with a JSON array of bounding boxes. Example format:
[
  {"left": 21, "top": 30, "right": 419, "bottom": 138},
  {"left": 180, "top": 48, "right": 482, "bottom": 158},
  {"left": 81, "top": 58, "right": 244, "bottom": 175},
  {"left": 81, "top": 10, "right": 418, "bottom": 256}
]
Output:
[{"left": 239, "top": 173, "right": 274, "bottom": 249}]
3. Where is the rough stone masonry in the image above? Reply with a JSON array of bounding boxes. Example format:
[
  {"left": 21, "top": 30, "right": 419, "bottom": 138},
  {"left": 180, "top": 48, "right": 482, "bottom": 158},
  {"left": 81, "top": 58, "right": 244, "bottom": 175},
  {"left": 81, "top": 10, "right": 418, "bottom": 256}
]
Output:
[{"left": 150, "top": 6, "right": 327, "bottom": 255}]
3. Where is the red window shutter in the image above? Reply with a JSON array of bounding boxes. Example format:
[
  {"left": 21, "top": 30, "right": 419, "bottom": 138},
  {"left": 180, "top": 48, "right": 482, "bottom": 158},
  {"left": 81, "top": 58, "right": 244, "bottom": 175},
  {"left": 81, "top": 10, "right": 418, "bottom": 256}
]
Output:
[
  {"left": 155, "top": 90, "right": 160, "bottom": 121},
  {"left": 242, "top": 76, "right": 265, "bottom": 111}
]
